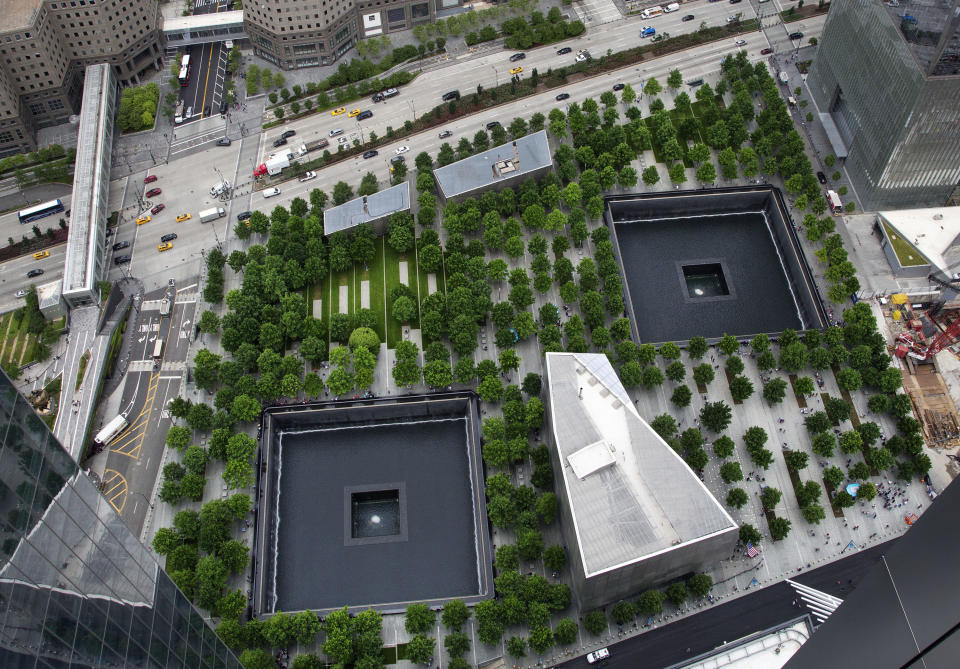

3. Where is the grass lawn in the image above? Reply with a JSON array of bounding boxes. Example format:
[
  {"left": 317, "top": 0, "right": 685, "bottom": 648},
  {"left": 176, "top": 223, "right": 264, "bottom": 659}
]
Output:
[
  {"left": 366, "top": 240, "right": 387, "bottom": 345},
  {"left": 882, "top": 221, "right": 927, "bottom": 267},
  {"left": 383, "top": 242, "right": 417, "bottom": 347}
]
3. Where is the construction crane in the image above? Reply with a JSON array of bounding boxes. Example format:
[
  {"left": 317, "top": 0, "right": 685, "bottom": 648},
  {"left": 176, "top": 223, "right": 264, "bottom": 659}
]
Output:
[
  {"left": 904, "top": 314, "right": 960, "bottom": 361},
  {"left": 926, "top": 273, "right": 960, "bottom": 317}
]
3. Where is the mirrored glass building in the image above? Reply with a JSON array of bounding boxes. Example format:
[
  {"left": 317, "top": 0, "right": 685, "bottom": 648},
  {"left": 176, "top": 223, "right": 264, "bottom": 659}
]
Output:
[
  {"left": 0, "top": 370, "right": 241, "bottom": 668},
  {"left": 807, "top": 0, "right": 960, "bottom": 210}
]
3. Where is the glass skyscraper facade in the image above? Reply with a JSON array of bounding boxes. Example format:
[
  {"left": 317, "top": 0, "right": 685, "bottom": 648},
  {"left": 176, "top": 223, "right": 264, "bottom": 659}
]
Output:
[
  {"left": 0, "top": 370, "right": 241, "bottom": 668},
  {"left": 807, "top": 0, "right": 960, "bottom": 211}
]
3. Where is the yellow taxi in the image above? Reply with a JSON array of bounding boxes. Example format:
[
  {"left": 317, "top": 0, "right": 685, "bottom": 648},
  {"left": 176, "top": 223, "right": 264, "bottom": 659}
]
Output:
[
  {"left": 347, "top": 108, "right": 362, "bottom": 118},
  {"left": 136, "top": 215, "right": 151, "bottom": 225},
  {"left": 33, "top": 250, "right": 50, "bottom": 260},
  {"left": 331, "top": 107, "right": 346, "bottom": 116},
  {"left": 175, "top": 213, "right": 191, "bottom": 223},
  {"left": 158, "top": 242, "right": 173, "bottom": 252},
  {"left": 509, "top": 66, "right": 523, "bottom": 75}
]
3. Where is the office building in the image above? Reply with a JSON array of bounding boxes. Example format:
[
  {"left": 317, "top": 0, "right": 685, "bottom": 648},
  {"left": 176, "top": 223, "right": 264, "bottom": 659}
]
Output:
[
  {"left": 543, "top": 352, "right": 739, "bottom": 610},
  {"left": 244, "top": 0, "right": 462, "bottom": 70},
  {"left": 0, "top": 369, "right": 241, "bottom": 667},
  {"left": 807, "top": 0, "right": 960, "bottom": 210},
  {"left": 0, "top": 0, "right": 164, "bottom": 157}
]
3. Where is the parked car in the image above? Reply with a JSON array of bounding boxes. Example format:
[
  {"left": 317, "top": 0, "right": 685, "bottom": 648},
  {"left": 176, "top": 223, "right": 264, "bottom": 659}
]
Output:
[
  {"left": 682, "top": 14, "right": 695, "bottom": 21},
  {"left": 27, "top": 269, "right": 44, "bottom": 278},
  {"left": 442, "top": 90, "right": 460, "bottom": 102},
  {"left": 509, "top": 52, "right": 526, "bottom": 62},
  {"left": 114, "top": 255, "right": 131, "bottom": 265},
  {"left": 727, "top": 15, "right": 738, "bottom": 22},
  {"left": 438, "top": 130, "right": 453, "bottom": 139},
  {"left": 146, "top": 188, "right": 161, "bottom": 198},
  {"left": 113, "top": 241, "right": 130, "bottom": 251},
  {"left": 817, "top": 171, "right": 828, "bottom": 184},
  {"left": 144, "top": 175, "right": 158, "bottom": 183},
  {"left": 272, "top": 137, "right": 287, "bottom": 147},
  {"left": 575, "top": 51, "right": 589, "bottom": 62},
  {"left": 357, "top": 110, "right": 373, "bottom": 120},
  {"left": 390, "top": 155, "right": 405, "bottom": 164},
  {"left": 362, "top": 150, "right": 379, "bottom": 159},
  {"left": 372, "top": 92, "right": 384, "bottom": 103},
  {"left": 220, "top": 100, "right": 228, "bottom": 114},
  {"left": 331, "top": 107, "right": 346, "bottom": 116},
  {"left": 176, "top": 213, "right": 191, "bottom": 222},
  {"left": 395, "top": 146, "right": 409, "bottom": 155},
  {"left": 158, "top": 242, "right": 173, "bottom": 252},
  {"left": 237, "top": 211, "right": 252, "bottom": 221},
  {"left": 760, "top": 47, "right": 774, "bottom": 55},
  {"left": 486, "top": 121, "right": 501, "bottom": 130},
  {"left": 347, "top": 108, "right": 362, "bottom": 118},
  {"left": 789, "top": 31, "right": 804, "bottom": 40},
  {"left": 613, "top": 83, "right": 625, "bottom": 91},
  {"left": 281, "top": 129, "right": 296, "bottom": 139},
  {"left": 216, "top": 137, "right": 232, "bottom": 146},
  {"left": 299, "top": 171, "right": 317, "bottom": 182},
  {"left": 556, "top": 93, "right": 571, "bottom": 101},
  {"left": 262, "top": 187, "right": 281, "bottom": 198},
  {"left": 557, "top": 46, "right": 572, "bottom": 55},
  {"left": 151, "top": 203, "right": 165, "bottom": 215},
  {"left": 160, "top": 233, "right": 178, "bottom": 243}
]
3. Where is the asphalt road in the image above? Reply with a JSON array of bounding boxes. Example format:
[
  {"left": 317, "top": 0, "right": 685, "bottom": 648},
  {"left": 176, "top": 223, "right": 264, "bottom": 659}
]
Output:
[
  {"left": 555, "top": 540, "right": 891, "bottom": 668},
  {"left": 100, "top": 283, "right": 197, "bottom": 532}
]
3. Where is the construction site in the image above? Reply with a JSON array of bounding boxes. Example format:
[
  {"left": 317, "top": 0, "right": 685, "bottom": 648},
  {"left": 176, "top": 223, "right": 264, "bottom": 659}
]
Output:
[{"left": 880, "top": 291, "right": 960, "bottom": 474}]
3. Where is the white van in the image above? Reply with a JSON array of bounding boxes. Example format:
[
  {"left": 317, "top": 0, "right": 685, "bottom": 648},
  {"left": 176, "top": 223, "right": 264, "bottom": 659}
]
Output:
[
  {"left": 263, "top": 187, "right": 281, "bottom": 199},
  {"left": 328, "top": 128, "right": 344, "bottom": 137},
  {"left": 665, "top": 2, "right": 680, "bottom": 12}
]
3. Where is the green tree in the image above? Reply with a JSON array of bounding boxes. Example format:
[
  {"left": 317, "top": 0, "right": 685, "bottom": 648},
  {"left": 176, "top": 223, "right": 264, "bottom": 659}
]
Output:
[
  {"left": 442, "top": 599, "right": 471, "bottom": 632},
  {"left": 583, "top": 610, "right": 607, "bottom": 636},
  {"left": 687, "top": 573, "right": 712, "bottom": 597},
  {"left": 700, "top": 401, "right": 732, "bottom": 432},
  {"left": 405, "top": 603, "right": 435, "bottom": 635},
  {"left": 665, "top": 582, "right": 688, "bottom": 606},
  {"left": 407, "top": 634, "right": 435, "bottom": 665},
  {"left": 769, "top": 516, "right": 792, "bottom": 541},
  {"left": 726, "top": 487, "right": 749, "bottom": 508},
  {"left": 763, "top": 378, "right": 788, "bottom": 404}
]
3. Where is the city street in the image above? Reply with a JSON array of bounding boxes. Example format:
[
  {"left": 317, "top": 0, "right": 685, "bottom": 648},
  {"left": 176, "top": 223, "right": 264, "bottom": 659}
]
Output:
[{"left": 98, "top": 282, "right": 198, "bottom": 532}]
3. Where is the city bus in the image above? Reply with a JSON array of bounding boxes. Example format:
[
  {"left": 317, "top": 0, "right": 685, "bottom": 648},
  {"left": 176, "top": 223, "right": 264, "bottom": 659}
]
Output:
[
  {"left": 178, "top": 55, "right": 191, "bottom": 87},
  {"left": 18, "top": 198, "right": 64, "bottom": 224},
  {"left": 94, "top": 414, "right": 128, "bottom": 445}
]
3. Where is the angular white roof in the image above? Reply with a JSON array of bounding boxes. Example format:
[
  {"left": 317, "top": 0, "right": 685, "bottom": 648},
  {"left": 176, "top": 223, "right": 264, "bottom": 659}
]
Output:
[
  {"left": 878, "top": 207, "right": 960, "bottom": 275},
  {"left": 545, "top": 352, "right": 737, "bottom": 577}
]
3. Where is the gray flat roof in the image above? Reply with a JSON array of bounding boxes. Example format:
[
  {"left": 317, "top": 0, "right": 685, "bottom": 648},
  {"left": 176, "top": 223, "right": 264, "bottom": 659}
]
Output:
[
  {"left": 545, "top": 352, "right": 737, "bottom": 577},
  {"left": 62, "top": 63, "right": 113, "bottom": 303},
  {"left": 432, "top": 129, "right": 552, "bottom": 200},
  {"left": 323, "top": 182, "right": 409, "bottom": 236}
]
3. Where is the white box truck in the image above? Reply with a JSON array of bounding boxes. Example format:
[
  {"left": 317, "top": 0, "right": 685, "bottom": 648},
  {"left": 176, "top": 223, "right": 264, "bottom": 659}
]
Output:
[{"left": 199, "top": 207, "right": 226, "bottom": 223}]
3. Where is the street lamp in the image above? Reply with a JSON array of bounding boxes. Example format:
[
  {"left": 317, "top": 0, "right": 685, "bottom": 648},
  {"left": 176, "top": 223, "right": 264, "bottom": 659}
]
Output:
[{"left": 491, "top": 65, "right": 499, "bottom": 88}]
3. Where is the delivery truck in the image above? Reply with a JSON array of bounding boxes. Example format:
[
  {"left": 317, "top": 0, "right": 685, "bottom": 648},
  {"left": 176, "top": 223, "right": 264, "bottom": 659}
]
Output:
[
  {"left": 199, "top": 207, "right": 226, "bottom": 223},
  {"left": 296, "top": 138, "right": 330, "bottom": 157},
  {"left": 253, "top": 152, "right": 293, "bottom": 178}
]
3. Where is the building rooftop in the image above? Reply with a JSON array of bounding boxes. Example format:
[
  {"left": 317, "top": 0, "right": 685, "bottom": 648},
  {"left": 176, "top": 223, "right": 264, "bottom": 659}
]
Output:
[
  {"left": 36, "top": 280, "right": 62, "bottom": 310},
  {"left": 0, "top": 0, "right": 40, "bottom": 30},
  {"left": 62, "top": 63, "right": 112, "bottom": 303},
  {"left": 432, "top": 130, "right": 552, "bottom": 200},
  {"left": 545, "top": 352, "right": 737, "bottom": 577},
  {"left": 323, "top": 182, "right": 409, "bottom": 236},
  {"left": 162, "top": 10, "right": 244, "bottom": 31},
  {"left": 877, "top": 207, "right": 960, "bottom": 276}
]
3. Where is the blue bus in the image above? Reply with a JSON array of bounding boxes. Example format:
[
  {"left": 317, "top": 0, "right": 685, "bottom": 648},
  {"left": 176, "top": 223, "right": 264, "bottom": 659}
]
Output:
[{"left": 18, "top": 198, "right": 64, "bottom": 224}]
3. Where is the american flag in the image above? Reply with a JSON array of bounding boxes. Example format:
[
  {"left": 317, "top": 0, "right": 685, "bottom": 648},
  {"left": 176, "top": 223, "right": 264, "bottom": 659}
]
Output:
[{"left": 746, "top": 543, "right": 759, "bottom": 558}]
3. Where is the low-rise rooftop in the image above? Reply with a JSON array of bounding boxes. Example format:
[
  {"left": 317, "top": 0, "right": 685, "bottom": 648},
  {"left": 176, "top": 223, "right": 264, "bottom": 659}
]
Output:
[
  {"left": 545, "top": 352, "right": 737, "bottom": 577},
  {"left": 877, "top": 207, "right": 960, "bottom": 275},
  {"left": 432, "top": 130, "right": 552, "bottom": 201},
  {"left": 323, "top": 182, "right": 409, "bottom": 236}
]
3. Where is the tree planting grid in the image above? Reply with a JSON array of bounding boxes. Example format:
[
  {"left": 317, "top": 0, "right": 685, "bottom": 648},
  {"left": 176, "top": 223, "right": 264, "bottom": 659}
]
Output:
[
  {"left": 270, "top": 416, "right": 484, "bottom": 612},
  {"left": 613, "top": 210, "right": 804, "bottom": 344}
]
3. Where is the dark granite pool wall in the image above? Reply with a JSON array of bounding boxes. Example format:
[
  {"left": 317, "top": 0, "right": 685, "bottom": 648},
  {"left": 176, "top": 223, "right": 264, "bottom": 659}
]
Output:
[
  {"left": 252, "top": 392, "right": 492, "bottom": 617},
  {"left": 604, "top": 186, "right": 829, "bottom": 345}
]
